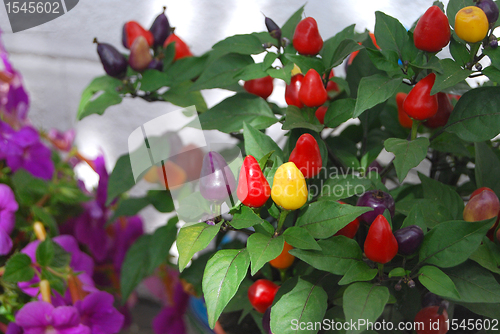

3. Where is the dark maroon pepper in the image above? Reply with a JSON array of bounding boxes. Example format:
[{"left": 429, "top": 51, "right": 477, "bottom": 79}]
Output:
[
  {"left": 393, "top": 225, "right": 424, "bottom": 255},
  {"left": 356, "top": 190, "right": 395, "bottom": 225}
]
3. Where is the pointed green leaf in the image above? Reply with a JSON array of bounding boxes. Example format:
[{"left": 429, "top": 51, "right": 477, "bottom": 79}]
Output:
[
  {"left": 338, "top": 262, "right": 378, "bottom": 285},
  {"left": 430, "top": 59, "right": 471, "bottom": 95},
  {"left": 418, "top": 266, "right": 461, "bottom": 299},
  {"left": 475, "top": 142, "right": 500, "bottom": 199},
  {"left": 243, "top": 122, "right": 284, "bottom": 162},
  {"left": 247, "top": 233, "right": 284, "bottom": 275},
  {"left": 3, "top": 253, "right": 35, "bottom": 283},
  {"left": 229, "top": 205, "right": 264, "bottom": 229},
  {"left": 353, "top": 75, "right": 402, "bottom": 118},
  {"left": 177, "top": 222, "right": 222, "bottom": 272},
  {"left": 384, "top": 137, "right": 430, "bottom": 182},
  {"left": 283, "top": 226, "right": 321, "bottom": 250}
]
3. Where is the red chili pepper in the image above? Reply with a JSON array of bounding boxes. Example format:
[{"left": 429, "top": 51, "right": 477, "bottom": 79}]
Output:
[
  {"left": 413, "top": 6, "right": 451, "bottom": 53},
  {"left": 424, "top": 92, "right": 453, "bottom": 128},
  {"left": 248, "top": 279, "right": 279, "bottom": 313},
  {"left": 334, "top": 201, "right": 361, "bottom": 239},
  {"left": 325, "top": 69, "right": 339, "bottom": 93},
  {"left": 237, "top": 155, "right": 271, "bottom": 208},
  {"left": 122, "top": 21, "right": 154, "bottom": 49},
  {"left": 315, "top": 106, "right": 328, "bottom": 125},
  {"left": 244, "top": 76, "right": 274, "bottom": 99},
  {"left": 395, "top": 92, "right": 413, "bottom": 129},
  {"left": 288, "top": 134, "right": 322, "bottom": 179},
  {"left": 403, "top": 73, "right": 438, "bottom": 121},
  {"left": 285, "top": 74, "right": 304, "bottom": 108},
  {"left": 298, "top": 69, "right": 328, "bottom": 108},
  {"left": 163, "top": 33, "right": 193, "bottom": 60},
  {"left": 292, "top": 17, "right": 323, "bottom": 55},
  {"left": 364, "top": 215, "right": 398, "bottom": 264}
]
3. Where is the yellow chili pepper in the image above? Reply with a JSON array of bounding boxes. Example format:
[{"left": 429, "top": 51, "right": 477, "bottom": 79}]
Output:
[
  {"left": 271, "top": 162, "right": 308, "bottom": 210},
  {"left": 455, "top": 6, "right": 489, "bottom": 43}
]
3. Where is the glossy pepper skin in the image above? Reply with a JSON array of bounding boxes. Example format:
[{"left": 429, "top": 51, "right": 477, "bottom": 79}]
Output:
[
  {"left": 271, "top": 162, "right": 308, "bottom": 211},
  {"left": 364, "top": 215, "right": 398, "bottom": 264},
  {"left": 298, "top": 69, "right": 328, "bottom": 108},
  {"left": 164, "top": 33, "right": 193, "bottom": 60},
  {"left": 315, "top": 106, "right": 328, "bottom": 125},
  {"left": 288, "top": 134, "right": 322, "bottom": 179},
  {"left": 244, "top": 76, "right": 274, "bottom": 99},
  {"left": 413, "top": 6, "right": 451, "bottom": 52},
  {"left": 95, "top": 41, "right": 128, "bottom": 79},
  {"left": 414, "top": 306, "right": 449, "bottom": 334},
  {"left": 396, "top": 92, "right": 413, "bottom": 129},
  {"left": 393, "top": 225, "right": 424, "bottom": 255},
  {"left": 199, "top": 151, "right": 236, "bottom": 202},
  {"left": 237, "top": 155, "right": 271, "bottom": 208},
  {"left": 477, "top": 0, "right": 499, "bottom": 25},
  {"left": 334, "top": 201, "right": 361, "bottom": 239},
  {"left": 356, "top": 190, "right": 395, "bottom": 225},
  {"left": 326, "top": 69, "right": 339, "bottom": 93},
  {"left": 285, "top": 74, "right": 304, "bottom": 108},
  {"left": 122, "top": 21, "right": 154, "bottom": 49},
  {"left": 269, "top": 242, "right": 295, "bottom": 269},
  {"left": 149, "top": 7, "right": 171, "bottom": 47},
  {"left": 248, "top": 279, "right": 279, "bottom": 314},
  {"left": 129, "top": 36, "right": 153, "bottom": 71},
  {"left": 424, "top": 92, "right": 453, "bottom": 128},
  {"left": 293, "top": 17, "right": 323, "bottom": 55},
  {"left": 455, "top": 6, "right": 489, "bottom": 43},
  {"left": 265, "top": 16, "right": 281, "bottom": 40},
  {"left": 403, "top": 73, "right": 438, "bottom": 121}
]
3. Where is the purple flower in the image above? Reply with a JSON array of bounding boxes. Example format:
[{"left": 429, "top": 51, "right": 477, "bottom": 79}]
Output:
[
  {"left": 0, "top": 122, "right": 54, "bottom": 180},
  {"left": 47, "top": 128, "right": 75, "bottom": 152},
  {"left": 152, "top": 282, "right": 189, "bottom": 334},
  {"left": 75, "top": 291, "right": 124, "bottom": 334},
  {"left": 6, "top": 322, "right": 23, "bottom": 334},
  {"left": 15, "top": 302, "right": 90, "bottom": 334},
  {"left": 0, "top": 183, "right": 18, "bottom": 255},
  {"left": 108, "top": 216, "right": 143, "bottom": 271}
]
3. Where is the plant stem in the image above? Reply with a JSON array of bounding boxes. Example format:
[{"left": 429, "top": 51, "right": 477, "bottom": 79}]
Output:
[
  {"left": 276, "top": 209, "right": 290, "bottom": 235},
  {"left": 279, "top": 268, "right": 287, "bottom": 283},
  {"left": 378, "top": 263, "right": 384, "bottom": 280},
  {"left": 411, "top": 120, "right": 421, "bottom": 141}
]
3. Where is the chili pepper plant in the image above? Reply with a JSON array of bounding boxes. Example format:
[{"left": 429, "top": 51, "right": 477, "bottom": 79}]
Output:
[{"left": 3, "top": 0, "right": 500, "bottom": 333}]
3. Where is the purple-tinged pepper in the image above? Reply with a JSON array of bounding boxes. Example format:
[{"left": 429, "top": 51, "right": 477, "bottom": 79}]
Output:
[{"left": 199, "top": 151, "right": 236, "bottom": 202}]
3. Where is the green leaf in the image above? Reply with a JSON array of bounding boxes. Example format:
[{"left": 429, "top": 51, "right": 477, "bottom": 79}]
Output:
[
  {"left": 290, "top": 236, "right": 363, "bottom": 275},
  {"left": 147, "top": 217, "right": 178, "bottom": 274},
  {"left": 343, "top": 283, "right": 390, "bottom": 334},
  {"left": 284, "top": 54, "right": 325, "bottom": 75},
  {"left": 296, "top": 201, "right": 372, "bottom": 239},
  {"left": 388, "top": 267, "right": 407, "bottom": 278},
  {"left": 430, "top": 132, "right": 472, "bottom": 157},
  {"left": 233, "top": 63, "right": 268, "bottom": 81},
  {"left": 330, "top": 39, "right": 364, "bottom": 68},
  {"left": 457, "top": 302, "right": 500, "bottom": 319},
  {"left": 319, "top": 175, "right": 374, "bottom": 201},
  {"left": 418, "top": 266, "right": 461, "bottom": 299},
  {"left": 270, "top": 278, "right": 328, "bottom": 334},
  {"left": 384, "top": 137, "right": 430, "bottom": 182},
  {"left": 283, "top": 226, "right": 321, "bottom": 251},
  {"left": 419, "top": 173, "right": 464, "bottom": 220},
  {"left": 338, "top": 262, "right": 378, "bottom": 285},
  {"left": 41, "top": 268, "right": 65, "bottom": 296},
  {"left": 111, "top": 197, "right": 150, "bottom": 221},
  {"left": 230, "top": 206, "right": 263, "bottom": 229},
  {"left": 77, "top": 76, "right": 123, "bottom": 120},
  {"left": 247, "top": 233, "right": 284, "bottom": 275},
  {"left": 179, "top": 252, "right": 213, "bottom": 297},
  {"left": 398, "top": 198, "right": 453, "bottom": 228},
  {"left": 449, "top": 37, "right": 470, "bottom": 66},
  {"left": 321, "top": 24, "right": 357, "bottom": 68},
  {"left": 161, "top": 81, "right": 207, "bottom": 112},
  {"left": 445, "top": 86, "right": 500, "bottom": 142},
  {"left": 106, "top": 154, "right": 135, "bottom": 206},
  {"left": 430, "top": 59, "right": 471, "bottom": 95},
  {"left": 203, "top": 249, "right": 250, "bottom": 328},
  {"left": 443, "top": 260, "right": 500, "bottom": 303},
  {"left": 281, "top": 6, "right": 305, "bottom": 40},
  {"left": 120, "top": 218, "right": 179, "bottom": 300},
  {"left": 400, "top": 202, "right": 428, "bottom": 230},
  {"left": 147, "top": 190, "right": 175, "bottom": 213},
  {"left": 177, "top": 222, "right": 222, "bottom": 272},
  {"left": 243, "top": 122, "right": 284, "bottom": 162},
  {"left": 120, "top": 235, "right": 152, "bottom": 301},
  {"left": 50, "top": 243, "right": 71, "bottom": 269},
  {"left": 164, "top": 54, "right": 209, "bottom": 85},
  {"left": 266, "top": 61, "right": 294, "bottom": 84},
  {"left": 324, "top": 98, "right": 356, "bottom": 128},
  {"left": 419, "top": 219, "right": 494, "bottom": 268},
  {"left": 282, "top": 105, "right": 324, "bottom": 132},
  {"left": 195, "top": 93, "right": 277, "bottom": 133},
  {"left": 3, "top": 254, "right": 35, "bottom": 283},
  {"left": 483, "top": 65, "right": 500, "bottom": 83},
  {"left": 11, "top": 169, "right": 48, "bottom": 206},
  {"left": 475, "top": 142, "right": 500, "bottom": 198},
  {"left": 213, "top": 34, "right": 264, "bottom": 55},
  {"left": 367, "top": 48, "right": 401, "bottom": 73},
  {"left": 139, "top": 70, "right": 171, "bottom": 91},
  {"left": 190, "top": 53, "right": 253, "bottom": 91},
  {"left": 31, "top": 206, "right": 58, "bottom": 237},
  {"left": 469, "top": 238, "right": 500, "bottom": 275},
  {"left": 36, "top": 239, "right": 55, "bottom": 267},
  {"left": 353, "top": 75, "right": 402, "bottom": 118},
  {"left": 374, "top": 11, "right": 409, "bottom": 58}
]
